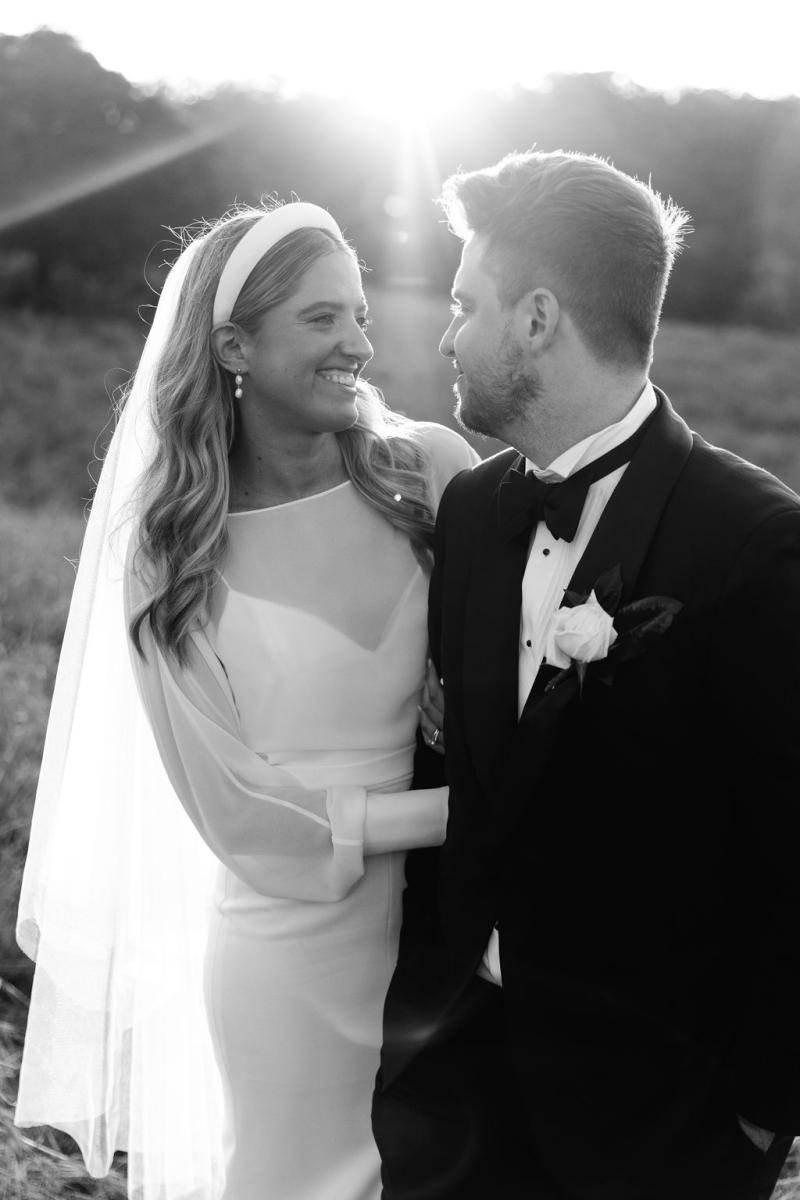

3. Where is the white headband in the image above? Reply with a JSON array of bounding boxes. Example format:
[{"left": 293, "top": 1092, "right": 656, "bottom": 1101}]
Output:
[{"left": 212, "top": 202, "right": 343, "bottom": 326}]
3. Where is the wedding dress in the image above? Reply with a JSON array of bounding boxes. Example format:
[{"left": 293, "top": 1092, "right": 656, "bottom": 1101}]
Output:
[
  {"left": 126, "top": 424, "right": 477, "bottom": 1199},
  {"left": 14, "top": 222, "right": 478, "bottom": 1198}
]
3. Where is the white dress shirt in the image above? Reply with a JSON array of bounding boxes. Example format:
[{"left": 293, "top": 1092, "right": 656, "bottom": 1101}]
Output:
[{"left": 477, "top": 381, "right": 658, "bottom": 986}]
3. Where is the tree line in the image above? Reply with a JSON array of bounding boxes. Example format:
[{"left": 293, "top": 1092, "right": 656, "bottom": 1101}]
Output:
[{"left": 1, "top": 29, "right": 799, "bottom": 329}]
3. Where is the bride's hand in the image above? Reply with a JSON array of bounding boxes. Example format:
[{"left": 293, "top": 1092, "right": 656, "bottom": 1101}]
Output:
[{"left": 418, "top": 658, "right": 445, "bottom": 756}]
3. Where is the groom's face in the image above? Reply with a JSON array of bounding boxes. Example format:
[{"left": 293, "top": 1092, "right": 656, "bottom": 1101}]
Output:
[{"left": 439, "top": 235, "right": 539, "bottom": 441}]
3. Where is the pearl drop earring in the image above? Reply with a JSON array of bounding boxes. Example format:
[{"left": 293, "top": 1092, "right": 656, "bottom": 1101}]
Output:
[{"left": 234, "top": 373, "right": 243, "bottom": 400}]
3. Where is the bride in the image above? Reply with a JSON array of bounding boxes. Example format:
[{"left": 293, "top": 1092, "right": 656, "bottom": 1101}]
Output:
[{"left": 15, "top": 200, "right": 477, "bottom": 1199}]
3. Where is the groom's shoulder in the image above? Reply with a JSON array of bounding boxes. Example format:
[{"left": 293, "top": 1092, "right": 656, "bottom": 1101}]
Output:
[
  {"left": 682, "top": 431, "right": 800, "bottom": 533},
  {"left": 675, "top": 438, "right": 800, "bottom": 584},
  {"left": 438, "top": 446, "right": 516, "bottom": 529},
  {"left": 447, "top": 445, "right": 517, "bottom": 497}
]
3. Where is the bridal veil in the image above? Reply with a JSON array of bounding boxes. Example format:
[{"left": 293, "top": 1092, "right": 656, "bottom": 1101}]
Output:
[{"left": 15, "top": 234, "right": 227, "bottom": 1200}]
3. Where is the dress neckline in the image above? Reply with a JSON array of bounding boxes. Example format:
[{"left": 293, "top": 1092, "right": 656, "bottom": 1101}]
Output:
[{"left": 228, "top": 480, "right": 351, "bottom": 516}]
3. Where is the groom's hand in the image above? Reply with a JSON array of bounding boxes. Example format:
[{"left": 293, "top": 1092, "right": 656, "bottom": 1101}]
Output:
[
  {"left": 418, "top": 659, "right": 445, "bottom": 756},
  {"left": 737, "top": 1114, "right": 775, "bottom": 1153}
]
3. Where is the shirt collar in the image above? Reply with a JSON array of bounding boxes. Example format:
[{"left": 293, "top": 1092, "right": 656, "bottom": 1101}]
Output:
[{"left": 526, "top": 380, "right": 658, "bottom": 482}]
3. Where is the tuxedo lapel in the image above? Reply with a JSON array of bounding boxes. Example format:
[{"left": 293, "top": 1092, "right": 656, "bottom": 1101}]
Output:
[
  {"left": 461, "top": 450, "right": 529, "bottom": 800},
  {"left": 566, "top": 392, "right": 693, "bottom": 605},
  {"left": 519, "top": 391, "right": 693, "bottom": 717},
  {"left": 501, "top": 394, "right": 694, "bottom": 832},
  {"left": 459, "top": 395, "right": 693, "bottom": 833}
]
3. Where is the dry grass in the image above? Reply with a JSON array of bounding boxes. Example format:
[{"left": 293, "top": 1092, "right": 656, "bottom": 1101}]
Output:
[
  {"left": 650, "top": 321, "right": 800, "bottom": 491},
  {"left": 0, "top": 981, "right": 128, "bottom": 1199},
  {"left": 0, "top": 503, "right": 128, "bottom": 1193},
  {"left": 367, "top": 291, "right": 800, "bottom": 494},
  {"left": 0, "top": 506, "right": 85, "bottom": 987},
  {"left": 0, "top": 312, "right": 144, "bottom": 512},
  {"left": 2, "top": 297, "right": 800, "bottom": 513},
  {"left": 2, "top": 300, "right": 800, "bottom": 1196},
  {"left": 778, "top": 1147, "right": 800, "bottom": 1200}
]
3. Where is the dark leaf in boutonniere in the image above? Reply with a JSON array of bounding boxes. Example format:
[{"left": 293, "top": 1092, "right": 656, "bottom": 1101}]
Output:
[
  {"left": 562, "top": 563, "right": 624, "bottom": 617},
  {"left": 545, "top": 565, "right": 683, "bottom": 694},
  {"left": 594, "top": 563, "right": 625, "bottom": 615},
  {"left": 611, "top": 596, "right": 684, "bottom": 665}
]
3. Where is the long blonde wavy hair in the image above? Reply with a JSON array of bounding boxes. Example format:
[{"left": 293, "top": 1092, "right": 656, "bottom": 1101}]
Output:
[{"left": 128, "top": 204, "right": 436, "bottom": 663}]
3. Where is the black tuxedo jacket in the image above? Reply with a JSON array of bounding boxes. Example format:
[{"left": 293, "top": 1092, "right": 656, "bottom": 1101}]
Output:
[{"left": 383, "top": 392, "right": 800, "bottom": 1180}]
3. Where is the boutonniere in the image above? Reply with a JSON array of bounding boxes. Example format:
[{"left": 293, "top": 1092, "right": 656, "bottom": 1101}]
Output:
[{"left": 544, "top": 564, "right": 682, "bottom": 694}]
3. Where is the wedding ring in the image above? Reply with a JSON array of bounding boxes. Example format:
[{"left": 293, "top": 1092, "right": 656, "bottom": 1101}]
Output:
[{"left": 431, "top": 728, "right": 440, "bottom": 746}]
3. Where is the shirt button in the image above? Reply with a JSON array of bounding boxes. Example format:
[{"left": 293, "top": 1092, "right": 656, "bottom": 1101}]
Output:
[
  {"left": 526, "top": 639, "right": 532, "bottom": 647},
  {"left": 543, "top": 548, "right": 551, "bottom": 556}
]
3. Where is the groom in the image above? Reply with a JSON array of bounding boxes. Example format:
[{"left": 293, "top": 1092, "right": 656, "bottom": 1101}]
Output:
[{"left": 372, "top": 150, "right": 800, "bottom": 1199}]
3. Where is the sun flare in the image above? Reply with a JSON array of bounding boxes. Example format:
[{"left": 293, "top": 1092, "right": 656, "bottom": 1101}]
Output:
[{"left": 2, "top": 0, "right": 797, "bottom": 110}]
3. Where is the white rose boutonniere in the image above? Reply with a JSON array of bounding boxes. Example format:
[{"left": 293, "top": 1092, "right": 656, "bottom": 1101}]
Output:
[
  {"left": 545, "top": 589, "right": 617, "bottom": 670},
  {"left": 543, "top": 565, "right": 683, "bottom": 695}
]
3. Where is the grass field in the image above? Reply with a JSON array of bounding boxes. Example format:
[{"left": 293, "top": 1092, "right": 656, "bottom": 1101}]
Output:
[
  {"left": 1, "top": 292, "right": 800, "bottom": 1196},
  {"left": 367, "top": 289, "right": 800, "bottom": 492}
]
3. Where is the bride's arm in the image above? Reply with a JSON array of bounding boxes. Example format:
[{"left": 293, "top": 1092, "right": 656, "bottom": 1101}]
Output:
[
  {"left": 122, "top": 425, "right": 474, "bottom": 902},
  {"left": 356, "top": 426, "right": 481, "bottom": 851},
  {"left": 127, "top": 592, "right": 447, "bottom": 901},
  {"left": 361, "top": 785, "right": 447, "bottom": 854}
]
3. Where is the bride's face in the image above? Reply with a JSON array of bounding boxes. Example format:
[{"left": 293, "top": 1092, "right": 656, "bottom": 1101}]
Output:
[{"left": 239, "top": 250, "right": 374, "bottom": 436}]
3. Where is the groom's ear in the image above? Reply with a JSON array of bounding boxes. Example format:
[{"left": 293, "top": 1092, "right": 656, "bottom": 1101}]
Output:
[
  {"left": 514, "top": 287, "right": 560, "bottom": 352},
  {"left": 211, "top": 322, "right": 247, "bottom": 374}
]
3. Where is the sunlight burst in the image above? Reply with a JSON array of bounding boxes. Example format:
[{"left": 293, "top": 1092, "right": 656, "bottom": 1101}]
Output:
[{"left": 3, "top": 0, "right": 799, "bottom": 103}]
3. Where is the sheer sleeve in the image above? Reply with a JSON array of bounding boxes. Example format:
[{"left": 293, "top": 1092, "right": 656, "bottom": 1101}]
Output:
[
  {"left": 126, "top": 572, "right": 447, "bottom": 901},
  {"left": 415, "top": 421, "right": 481, "bottom": 506},
  {"left": 121, "top": 425, "right": 475, "bottom": 904}
]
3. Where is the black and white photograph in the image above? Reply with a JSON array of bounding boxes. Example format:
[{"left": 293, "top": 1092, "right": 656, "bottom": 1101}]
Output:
[{"left": 1, "top": 2, "right": 799, "bottom": 1197}]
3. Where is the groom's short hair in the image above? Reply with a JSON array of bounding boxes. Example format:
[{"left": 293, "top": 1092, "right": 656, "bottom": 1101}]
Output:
[{"left": 439, "top": 149, "right": 690, "bottom": 370}]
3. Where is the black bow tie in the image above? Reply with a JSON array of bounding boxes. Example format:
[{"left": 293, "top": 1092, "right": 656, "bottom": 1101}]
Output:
[{"left": 496, "top": 417, "right": 652, "bottom": 544}]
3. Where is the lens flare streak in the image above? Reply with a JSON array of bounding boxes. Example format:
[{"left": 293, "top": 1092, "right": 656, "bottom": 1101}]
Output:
[{"left": 0, "top": 121, "right": 237, "bottom": 234}]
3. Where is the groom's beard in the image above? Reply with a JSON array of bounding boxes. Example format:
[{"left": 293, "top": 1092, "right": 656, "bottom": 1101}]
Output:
[{"left": 454, "top": 329, "right": 542, "bottom": 440}]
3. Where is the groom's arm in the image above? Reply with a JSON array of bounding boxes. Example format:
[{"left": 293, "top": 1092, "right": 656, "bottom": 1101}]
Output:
[
  {"left": 715, "top": 507, "right": 800, "bottom": 1134},
  {"left": 427, "top": 473, "right": 451, "bottom": 683}
]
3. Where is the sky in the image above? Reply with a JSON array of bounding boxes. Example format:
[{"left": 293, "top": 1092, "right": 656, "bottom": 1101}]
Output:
[{"left": 2, "top": 0, "right": 799, "bottom": 111}]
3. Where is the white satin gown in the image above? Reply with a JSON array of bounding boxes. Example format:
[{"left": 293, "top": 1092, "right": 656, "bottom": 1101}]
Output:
[{"left": 134, "top": 424, "right": 477, "bottom": 1199}]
